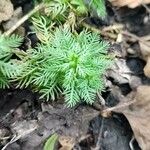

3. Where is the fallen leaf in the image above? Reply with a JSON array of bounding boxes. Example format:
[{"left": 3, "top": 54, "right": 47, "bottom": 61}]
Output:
[
  {"left": 0, "top": 0, "right": 14, "bottom": 23},
  {"left": 139, "top": 41, "right": 150, "bottom": 77},
  {"left": 143, "top": 57, "right": 150, "bottom": 78},
  {"left": 139, "top": 41, "right": 150, "bottom": 61},
  {"left": 113, "top": 85, "right": 150, "bottom": 150},
  {"left": 108, "top": 0, "right": 150, "bottom": 8}
]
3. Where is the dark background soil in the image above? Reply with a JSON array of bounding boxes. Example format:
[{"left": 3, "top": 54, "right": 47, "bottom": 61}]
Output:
[{"left": 0, "top": 89, "right": 138, "bottom": 150}]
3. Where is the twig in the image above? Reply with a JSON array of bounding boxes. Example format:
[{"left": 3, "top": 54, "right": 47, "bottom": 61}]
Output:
[
  {"left": 129, "top": 135, "right": 135, "bottom": 150},
  {"left": 102, "top": 24, "right": 123, "bottom": 32},
  {"left": 0, "top": 136, "right": 11, "bottom": 140},
  {"left": 3, "top": 3, "right": 45, "bottom": 36},
  {"left": 1, "top": 124, "right": 38, "bottom": 150},
  {"left": 101, "top": 99, "right": 136, "bottom": 114},
  {"left": 82, "top": 22, "right": 119, "bottom": 39},
  {"left": 1, "top": 135, "right": 17, "bottom": 150},
  {"left": 78, "top": 134, "right": 91, "bottom": 143},
  {"left": 142, "top": 4, "right": 150, "bottom": 13},
  {"left": 97, "top": 92, "right": 105, "bottom": 106},
  {"left": 92, "top": 102, "right": 103, "bottom": 111},
  {"left": 82, "top": 22, "right": 150, "bottom": 47},
  {"left": 93, "top": 118, "right": 104, "bottom": 150},
  {"left": 140, "top": 35, "right": 150, "bottom": 41},
  {"left": 141, "top": 3, "right": 150, "bottom": 14},
  {"left": 122, "top": 31, "right": 150, "bottom": 47}
]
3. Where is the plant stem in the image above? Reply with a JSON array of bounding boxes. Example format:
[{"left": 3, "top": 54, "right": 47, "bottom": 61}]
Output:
[{"left": 4, "top": 3, "right": 45, "bottom": 36}]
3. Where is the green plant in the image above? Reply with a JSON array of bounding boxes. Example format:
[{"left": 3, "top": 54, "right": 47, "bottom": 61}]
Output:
[
  {"left": 89, "top": 0, "right": 107, "bottom": 17},
  {"left": 31, "top": 0, "right": 107, "bottom": 45},
  {"left": 32, "top": 15, "right": 54, "bottom": 43},
  {"left": 16, "top": 27, "right": 112, "bottom": 107},
  {"left": 0, "top": 35, "right": 23, "bottom": 88},
  {"left": 44, "top": 133, "right": 58, "bottom": 150},
  {"left": 32, "top": 0, "right": 107, "bottom": 32},
  {"left": 42, "top": 0, "right": 107, "bottom": 17}
]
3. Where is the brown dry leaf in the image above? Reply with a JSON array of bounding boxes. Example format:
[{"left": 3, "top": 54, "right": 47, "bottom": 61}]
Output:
[
  {"left": 114, "top": 85, "right": 150, "bottom": 150},
  {"left": 59, "top": 136, "right": 75, "bottom": 150},
  {"left": 139, "top": 41, "right": 150, "bottom": 77},
  {"left": 109, "top": 0, "right": 150, "bottom": 8},
  {"left": 139, "top": 41, "right": 150, "bottom": 61},
  {"left": 0, "top": 0, "right": 14, "bottom": 23},
  {"left": 143, "top": 57, "right": 150, "bottom": 77}
]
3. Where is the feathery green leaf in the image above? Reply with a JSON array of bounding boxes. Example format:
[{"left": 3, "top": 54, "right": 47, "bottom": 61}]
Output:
[{"left": 16, "top": 28, "right": 113, "bottom": 106}]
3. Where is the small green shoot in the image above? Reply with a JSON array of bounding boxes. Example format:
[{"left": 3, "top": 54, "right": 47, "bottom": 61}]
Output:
[{"left": 44, "top": 133, "right": 58, "bottom": 150}]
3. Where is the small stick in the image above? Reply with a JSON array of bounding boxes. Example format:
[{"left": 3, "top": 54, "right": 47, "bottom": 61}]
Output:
[
  {"left": 102, "top": 24, "right": 123, "bottom": 32},
  {"left": 141, "top": 2, "right": 150, "bottom": 14},
  {"left": 3, "top": 3, "right": 45, "bottom": 36},
  {"left": 93, "top": 118, "right": 104, "bottom": 150},
  {"left": 1, "top": 135, "right": 17, "bottom": 150},
  {"left": 82, "top": 22, "right": 118, "bottom": 39},
  {"left": 1, "top": 125, "right": 38, "bottom": 150},
  {"left": 122, "top": 31, "right": 150, "bottom": 47},
  {"left": 142, "top": 3, "right": 150, "bottom": 13},
  {"left": 97, "top": 92, "right": 105, "bottom": 106},
  {"left": 140, "top": 35, "right": 150, "bottom": 41},
  {"left": 101, "top": 99, "right": 136, "bottom": 114},
  {"left": 129, "top": 135, "right": 135, "bottom": 150}
]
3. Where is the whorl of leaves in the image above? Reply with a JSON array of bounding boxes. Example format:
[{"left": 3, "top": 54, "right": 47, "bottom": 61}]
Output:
[{"left": 16, "top": 28, "right": 112, "bottom": 107}]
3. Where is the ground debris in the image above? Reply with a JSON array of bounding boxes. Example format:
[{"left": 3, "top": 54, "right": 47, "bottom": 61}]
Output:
[
  {"left": 0, "top": 0, "right": 14, "bottom": 23},
  {"left": 2, "top": 7, "right": 25, "bottom": 37},
  {"left": 103, "top": 85, "right": 150, "bottom": 150},
  {"left": 108, "top": 0, "right": 150, "bottom": 8},
  {"left": 139, "top": 39, "right": 150, "bottom": 77},
  {"left": 59, "top": 136, "right": 75, "bottom": 150}
]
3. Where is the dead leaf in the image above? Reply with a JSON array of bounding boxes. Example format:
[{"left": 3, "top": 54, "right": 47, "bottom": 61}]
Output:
[
  {"left": 0, "top": 0, "right": 14, "bottom": 23},
  {"left": 144, "top": 57, "right": 150, "bottom": 77},
  {"left": 139, "top": 41, "right": 150, "bottom": 61},
  {"left": 139, "top": 41, "right": 150, "bottom": 77},
  {"left": 59, "top": 136, "right": 75, "bottom": 150},
  {"left": 108, "top": 0, "right": 150, "bottom": 8},
  {"left": 113, "top": 85, "right": 150, "bottom": 150}
]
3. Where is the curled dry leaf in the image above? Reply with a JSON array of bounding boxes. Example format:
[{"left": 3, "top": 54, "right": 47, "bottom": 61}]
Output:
[
  {"left": 0, "top": 0, "right": 14, "bottom": 23},
  {"left": 143, "top": 57, "right": 150, "bottom": 77},
  {"left": 112, "top": 85, "right": 150, "bottom": 150},
  {"left": 108, "top": 0, "right": 150, "bottom": 8},
  {"left": 139, "top": 41, "right": 150, "bottom": 77},
  {"left": 59, "top": 136, "right": 75, "bottom": 150},
  {"left": 139, "top": 42, "right": 150, "bottom": 61}
]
